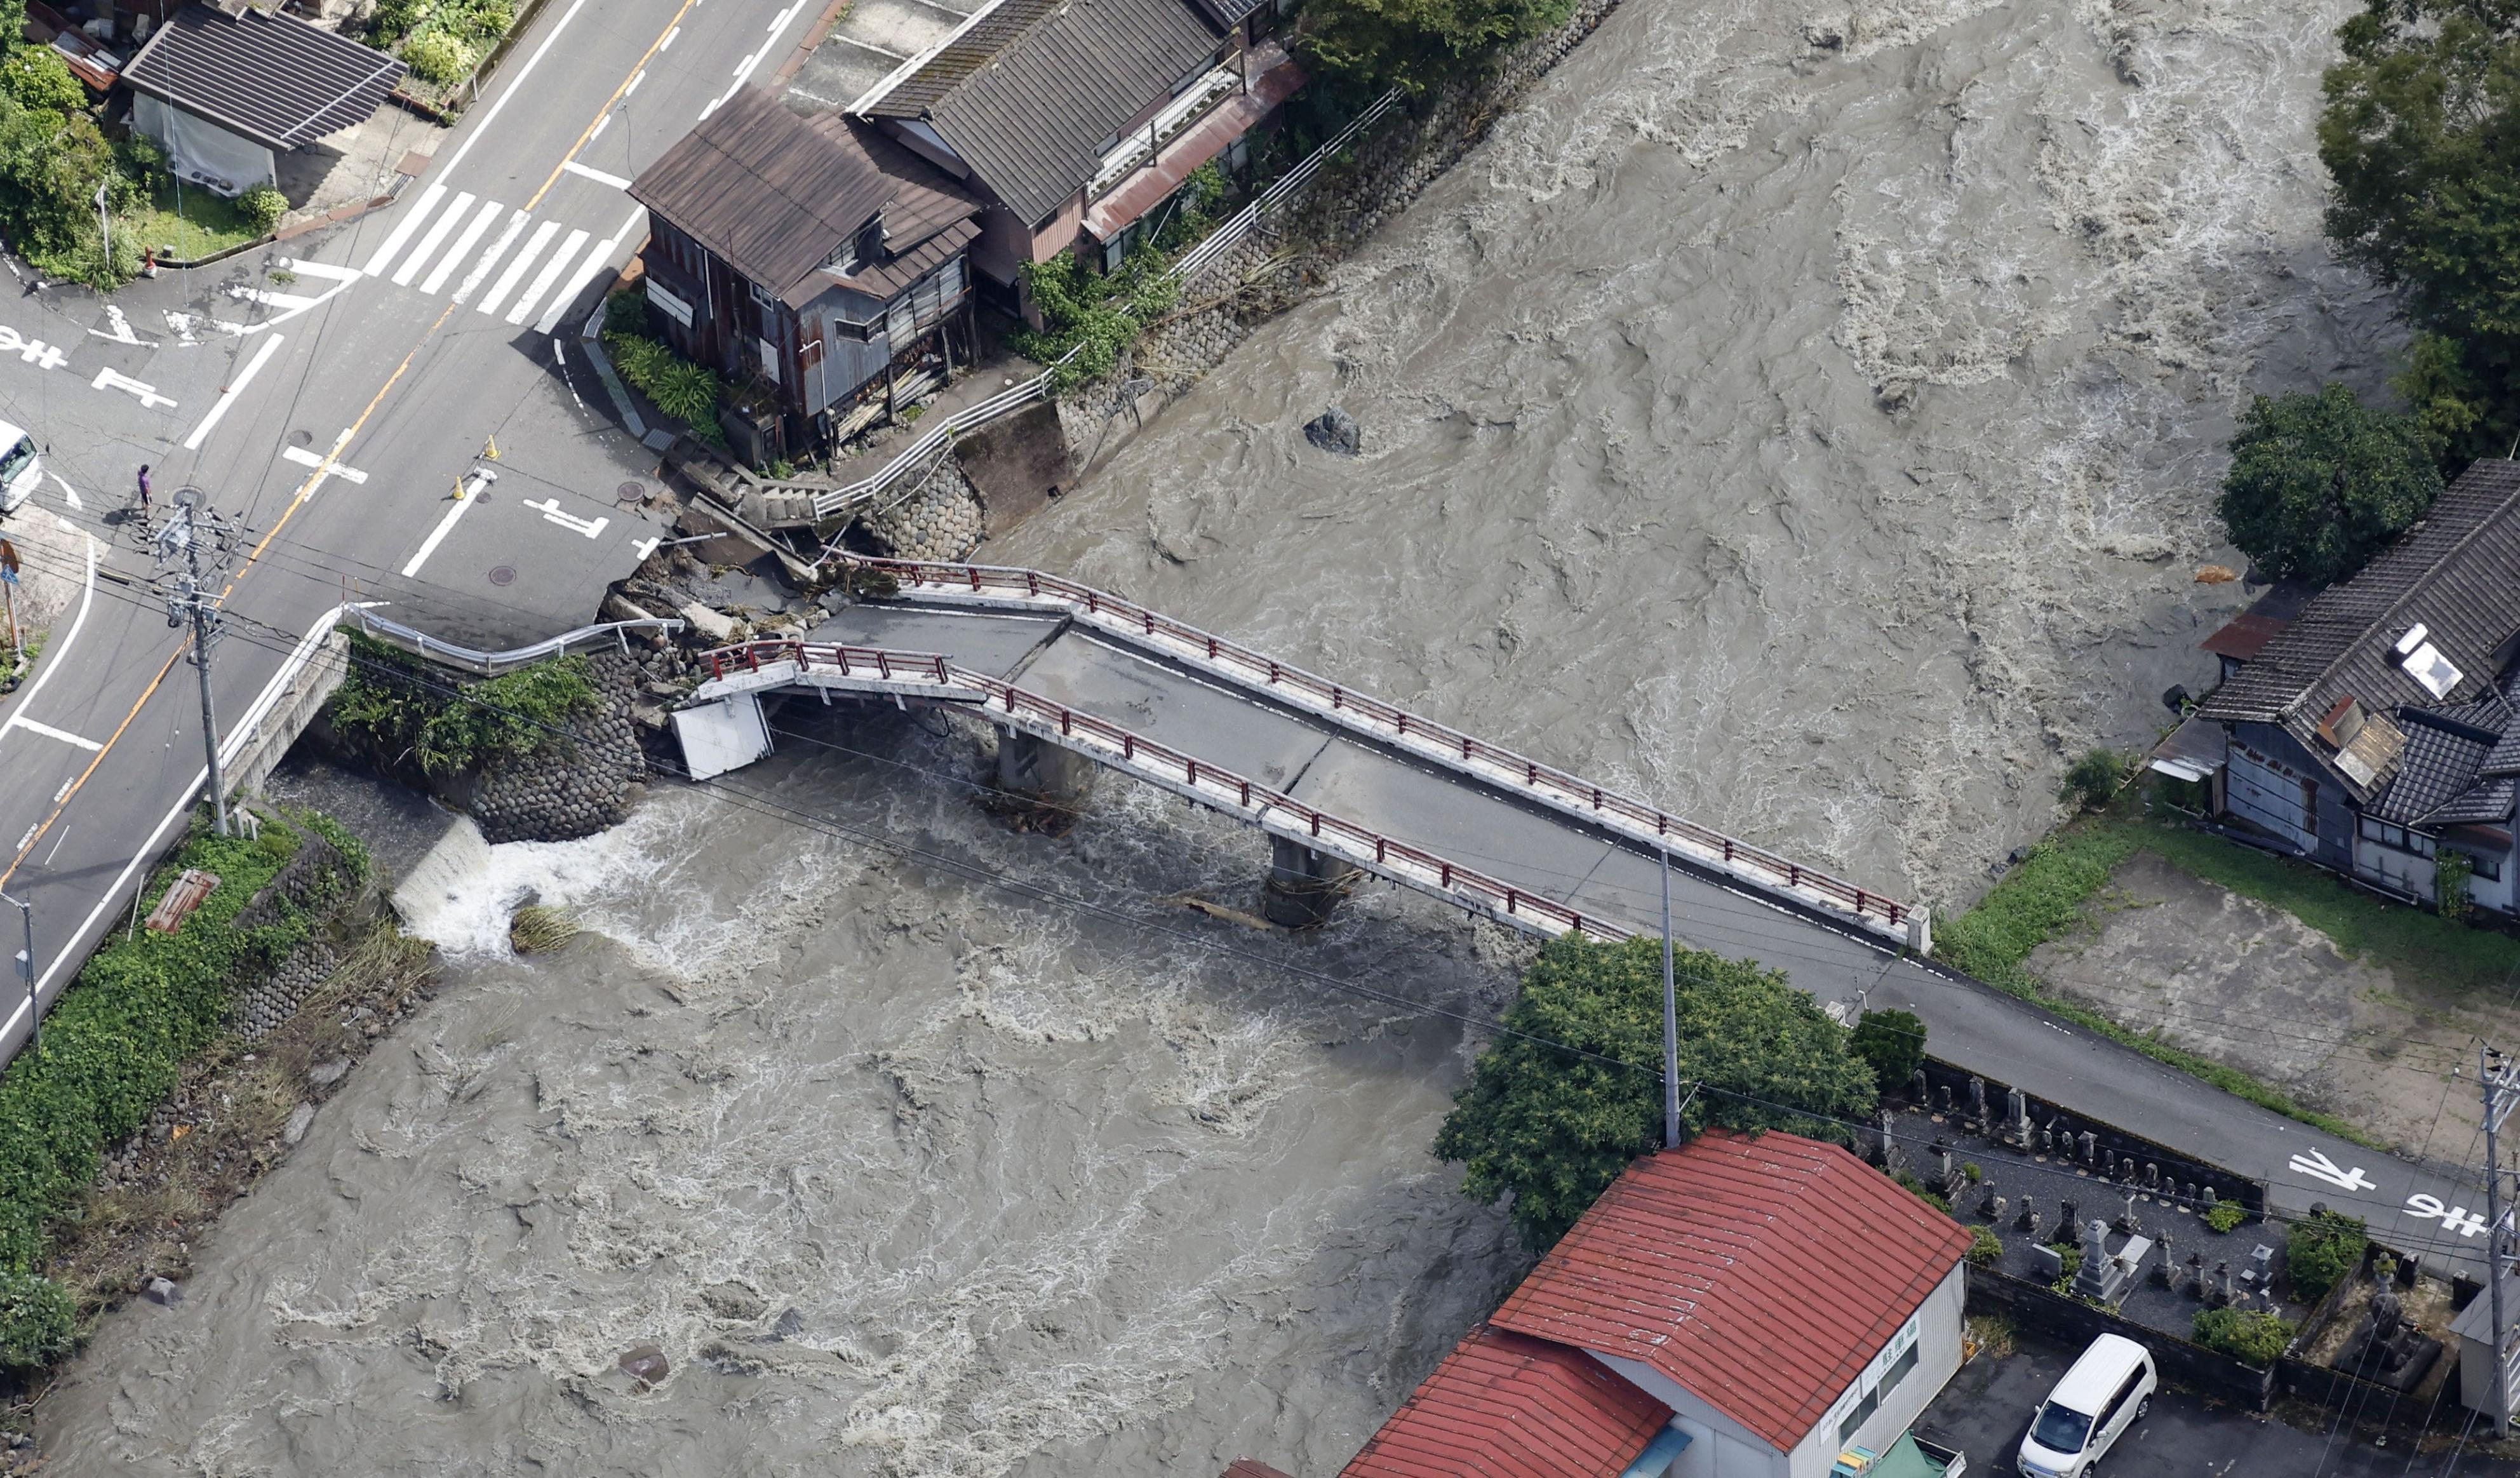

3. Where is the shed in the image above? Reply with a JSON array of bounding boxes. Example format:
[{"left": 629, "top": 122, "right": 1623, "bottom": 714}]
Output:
[
  {"left": 2450, "top": 1273, "right": 2519, "bottom": 1419},
  {"left": 120, "top": 1, "right": 405, "bottom": 196}
]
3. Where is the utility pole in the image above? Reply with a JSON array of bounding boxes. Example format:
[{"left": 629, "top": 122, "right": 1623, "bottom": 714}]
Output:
[
  {"left": 2484, "top": 1044, "right": 2520, "bottom": 1427},
  {"left": 0, "top": 890, "right": 32, "bottom": 1052},
  {"left": 1662, "top": 849, "right": 1680, "bottom": 1148},
  {"left": 155, "top": 488, "right": 236, "bottom": 836}
]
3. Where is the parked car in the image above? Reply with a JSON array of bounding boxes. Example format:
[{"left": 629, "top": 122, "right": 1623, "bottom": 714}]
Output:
[
  {"left": 2016, "top": 1333, "right": 2154, "bottom": 1477},
  {"left": 0, "top": 422, "right": 40, "bottom": 514}
]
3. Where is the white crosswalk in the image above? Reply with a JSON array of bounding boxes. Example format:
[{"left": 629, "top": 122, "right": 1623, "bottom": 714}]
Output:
[{"left": 354, "top": 185, "right": 643, "bottom": 333}]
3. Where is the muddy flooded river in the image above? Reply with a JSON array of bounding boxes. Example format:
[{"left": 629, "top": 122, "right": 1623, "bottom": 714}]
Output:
[
  {"left": 39, "top": 0, "right": 2400, "bottom": 1470},
  {"left": 1006, "top": 0, "right": 2399, "bottom": 907}
]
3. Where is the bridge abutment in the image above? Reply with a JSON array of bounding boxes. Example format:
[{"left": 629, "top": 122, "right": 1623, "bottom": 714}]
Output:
[
  {"left": 1261, "top": 836, "right": 1360, "bottom": 929},
  {"left": 995, "top": 729, "right": 1095, "bottom": 807}
]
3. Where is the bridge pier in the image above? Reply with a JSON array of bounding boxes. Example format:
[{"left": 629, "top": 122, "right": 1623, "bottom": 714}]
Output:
[
  {"left": 1261, "top": 835, "right": 1360, "bottom": 929},
  {"left": 995, "top": 728, "right": 1094, "bottom": 806}
]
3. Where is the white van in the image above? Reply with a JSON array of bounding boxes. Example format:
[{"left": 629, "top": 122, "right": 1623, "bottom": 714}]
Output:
[
  {"left": 2016, "top": 1333, "right": 2155, "bottom": 1477},
  {"left": 0, "top": 422, "right": 39, "bottom": 514}
]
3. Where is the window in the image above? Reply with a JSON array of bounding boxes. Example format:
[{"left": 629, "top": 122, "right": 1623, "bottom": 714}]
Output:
[
  {"left": 1836, "top": 1388, "right": 1879, "bottom": 1445},
  {"left": 2446, "top": 846, "right": 2505, "bottom": 882},
  {"left": 1825, "top": 1311, "right": 1923, "bottom": 1447},
  {"left": 1880, "top": 1340, "right": 1919, "bottom": 1399},
  {"left": 2359, "top": 816, "right": 2436, "bottom": 857},
  {"left": 2300, "top": 777, "right": 2320, "bottom": 840},
  {"left": 749, "top": 280, "right": 775, "bottom": 310},
  {"left": 759, "top": 337, "right": 781, "bottom": 384}
]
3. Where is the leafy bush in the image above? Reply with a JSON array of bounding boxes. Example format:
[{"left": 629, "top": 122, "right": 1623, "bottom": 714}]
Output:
[
  {"left": 1894, "top": 1170, "right": 1952, "bottom": 1216},
  {"left": 1298, "top": 0, "right": 1576, "bottom": 95},
  {"left": 401, "top": 30, "right": 474, "bottom": 86},
  {"left": 1850, "top": 1008, "right": 1926, "bottom": 1095},
  {"left": 603, "top": 287, "right": 648, "bottom": 337},
  {"left": 2216, "top": 384, "right": 2441, "bottom": 586},
  {"left": 1962, "top": 1161, "right": 1982, "bottom": 1183},
  {"left": 0, "top": 86, "right": 135, "bottom": 286},
  {"left": 0, "top": 48, "right": 84, "bottom": 114},
  {"left": 2287, "top": 1210, "right": 2368, "bottom": 1304},
  {"left": 2438, "top": 848, "right": 2474, "bottom": 921},
  {"left": 2206, "top": 1200, "right": 2247, "bottom": 1233},
  {"left": 2060, "top": 748, "right": 2131, "bottom": 810},
  {"left": 1433, "top": 934, "right": 1879, "bottom": 1249},
  {"left": 2193, "top": 1307, "right": 2295, "bottom": 1366},
  {"left": 604, "top": 330, "right": 725, "bottom": 440},
  {"left": 1013, "top": 248, "right": 1181, "bottom": 391},
  {"left": 0, "top": 1268, "right": 73, "bottom": 1369},
  {"left": 326, "top": 634, "right": 601, "bottom": 778},
  {"left": 1967, "top": 1225, "right": 2002, "bottom": 1267},
  {"left": 235, "top": 184, "right": 287, "bottom": 234}
]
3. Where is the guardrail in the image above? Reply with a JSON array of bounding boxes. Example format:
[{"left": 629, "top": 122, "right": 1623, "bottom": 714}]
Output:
[
  {"left": 807, "top": 86, "right": 1409, "bottom": 522},
  {"left": 829, "top": 554, "right": 1922, "bottom": 943},
  {"left": 350, "top": 611, "right": 683, "bottom": 675},
  {"left": 699, "top": 638, "right": 1630, "bottom": 943}
]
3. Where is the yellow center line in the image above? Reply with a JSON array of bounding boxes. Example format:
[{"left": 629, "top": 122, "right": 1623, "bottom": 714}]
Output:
[{"left": 525, "top": 0, "right": 702, "bottom": 212}]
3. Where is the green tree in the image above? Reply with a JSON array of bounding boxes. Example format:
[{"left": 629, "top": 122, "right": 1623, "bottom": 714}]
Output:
[
  {"left": 1297, "top": 0, "right": 1574, "bottom": 95},
  {"left": 2321, "top": 0, "right": 2520, "bottom": 458},
  {"left": 1433, "top": 935, "right": 1879, "bottom": 1249},
  {"left": 1849, "top": 1007, "right": 1926, "bottom": 1095},
  {"left": 0, "top": 48, "right": 82, "bottom": 114},
  {"left": 2217, "top": 384, "right": 2441, "bottom": 586},
  {"left": 2286, "top": 1209, "right": 2369, "bottom": 1305}
]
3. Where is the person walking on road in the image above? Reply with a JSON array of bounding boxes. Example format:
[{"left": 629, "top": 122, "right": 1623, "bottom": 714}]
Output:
[{"left": 135, "top": 464, "right": 151, "bottom": 520}]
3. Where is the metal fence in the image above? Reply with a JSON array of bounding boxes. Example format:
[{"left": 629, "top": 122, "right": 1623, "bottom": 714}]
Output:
[
  {"left": 351, "top": 611, "right": 682, "bottom": 675},
  {"left": 808, "top": 86, "right": 1409, "bottom": 521}
]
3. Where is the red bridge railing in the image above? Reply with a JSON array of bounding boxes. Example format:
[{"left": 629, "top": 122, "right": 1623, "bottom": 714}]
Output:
[
  {"left": 829, "top": 555, "right": 1912, "bottom": 930},
  {"left": 700, "top": 638, "right": 1626, "bottom": 943}
]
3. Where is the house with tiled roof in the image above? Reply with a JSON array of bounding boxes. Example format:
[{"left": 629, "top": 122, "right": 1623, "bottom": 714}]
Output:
[
  {"left": 1283, "top": 1131, "right": 1973, "bottom": 1478},
  {"left": 847, "top": 0, "right": 1304, "bottom": 315},
  {"left": 2171, "top": 459, "right": 2520, "bottom": 915}
]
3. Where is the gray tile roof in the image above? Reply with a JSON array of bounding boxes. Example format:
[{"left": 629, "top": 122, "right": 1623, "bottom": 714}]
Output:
[
  {"left": 862, "top": 0, "right": 1226, "bottom": 224},
  {"left": 121, "top": 4, "right": 404, "bottom": 151},
  {"left": 2197, "top": 459, "right": 2520, "bottom": 796},
  {"left": 2373, "top": 701, "right": 2510, "bottom": 825},
  {"left": 630, "top": 90, "right": 981, "bottom": 309}
]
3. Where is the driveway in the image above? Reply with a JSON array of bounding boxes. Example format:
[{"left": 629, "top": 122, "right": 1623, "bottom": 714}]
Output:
[{"left": 1919, "top": 1329, "right": 2520, "bottom": 1477}]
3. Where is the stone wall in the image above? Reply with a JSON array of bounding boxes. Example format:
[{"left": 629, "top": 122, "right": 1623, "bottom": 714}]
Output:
[
  {"left": 468, "top": 650, "right": 650, "bottom": 844},
  {"left": 859, "top": 457, "right": 984, "bottom": 563}
]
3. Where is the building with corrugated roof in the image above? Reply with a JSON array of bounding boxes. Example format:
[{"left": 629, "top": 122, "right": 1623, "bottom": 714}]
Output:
[
  {"left": 1292, "top": 1131, "right": 1973, "bottom": 1478},
  {"left": 2166, "top": 459, "right": 2520, "bottom": 915}
]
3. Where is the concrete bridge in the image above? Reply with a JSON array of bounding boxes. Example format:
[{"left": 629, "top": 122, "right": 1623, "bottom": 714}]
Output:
[{"left": 676, "top": 553, "right": 2509, "bottom": 1279}]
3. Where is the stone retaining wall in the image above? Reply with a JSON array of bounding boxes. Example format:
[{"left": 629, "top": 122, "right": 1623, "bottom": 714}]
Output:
[{"left": 469, "top": 650, "right": 650, "bottom": 844}]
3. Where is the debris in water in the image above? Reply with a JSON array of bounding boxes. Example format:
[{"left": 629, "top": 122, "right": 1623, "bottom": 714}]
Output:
[
  {"left": 144, "top": 1277, "right": 180, "bottom": 1307},
  {"left": 2195, "top": 565, "right": 2240, "bottom": 584},
  {"left": 1303, "top": 407, "right": 1360, "bottom": 456},
  {"left": 617, "top": 1344, "right": 669, "bottom": 1388},
  {"left": 508, "top": 903, "right": 580, "bottom": 955}
]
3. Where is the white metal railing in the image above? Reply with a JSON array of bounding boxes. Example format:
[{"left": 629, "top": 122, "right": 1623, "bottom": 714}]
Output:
[
  {"left": 807, "top": 86, "right": 1407, "bottom": 521},
  {"left": 1091, "top": 63, "right": 1242, "bottom": 194},
  {"left": 350, "top": 611, "right": 683, "bottom": 675}
]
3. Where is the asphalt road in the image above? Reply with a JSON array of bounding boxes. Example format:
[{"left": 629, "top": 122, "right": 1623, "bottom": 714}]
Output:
[
  {"left": 0, "top": 0, "right": 828, "bottom": 1070},
  {"left": 807, "top": 600, "right": 2518, "bottom": 1282},
  {"left": 1922, "top": 1329, "right": 2520, "bottom": 1478}
]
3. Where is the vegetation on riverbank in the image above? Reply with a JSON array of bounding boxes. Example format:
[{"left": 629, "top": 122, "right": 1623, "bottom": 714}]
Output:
[
  {"left": 1433, "top": 934, "right": 1878, "bottom": 1249},
  {"left": 0, "top": 813, "right": 367, "bottom": 1366},
  {"left": 326, "top": 632, "right": 600, "bottom": 778},
  {"left": 1012, "top": 164, "right": 1223, "bottom": 391},
  {"left": 1297, "top": 0, "right": 1575, "bottom": 95},
  {"left": 1933, "top": 793, "right": 2520, "bottom": 1150}
]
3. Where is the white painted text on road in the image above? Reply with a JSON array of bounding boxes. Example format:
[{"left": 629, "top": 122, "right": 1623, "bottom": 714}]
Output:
[{"left": 2288, "top": 1149, "right": 2376, "bottom": 1192}]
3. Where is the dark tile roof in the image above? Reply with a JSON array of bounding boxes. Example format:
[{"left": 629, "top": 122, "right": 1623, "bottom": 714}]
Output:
[
  {"left": 2428, "top": 777, "right": 2516, "bottom": 826},
  {"left": 862, "top": 0, "right": 1225, "bottom": 224},
  {"left": 121, "top": 4, "right": 404, "bottom": 151},
  {"left": 2197, "top": 460, "right": 2520, "bottom": 772},
  {"left": 630, "top": 89, "right": 981, "bottom": 309},
  {"left": 831, "top": 216, "right": 979, "bottom": 299}
]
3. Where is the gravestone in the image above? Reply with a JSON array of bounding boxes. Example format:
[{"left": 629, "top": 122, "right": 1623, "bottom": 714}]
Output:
[
  {"left": 2007, "top": 1088, "right": 2031, "bottom": 1144},
  {"left": 2079, "top": 1131, "right": 2100, "bottom": 1166},
  {"left": 1969, "top": 1077, "right": 1988, "bottom": 1125},
  {"left": 2032, "top": 1244, "right": 2064, "bottom": 1280}
]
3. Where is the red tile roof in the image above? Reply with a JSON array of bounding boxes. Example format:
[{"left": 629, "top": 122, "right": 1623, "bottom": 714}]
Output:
[
  {"left": 1338, "top": 1326, "right": 1672, "bottom": 1478},
  {"left": 1491, "top": 1131, "right": 1972, "bottom": 1453}
]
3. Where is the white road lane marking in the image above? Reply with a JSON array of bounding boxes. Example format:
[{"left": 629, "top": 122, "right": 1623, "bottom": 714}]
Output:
[
  {"left": 535, "top": 206, "right": 643, "bottom": 335},
  {"left": 454, "top": 209, "right": 530, "bottom": 304},
  {"left": 225, "top": 285, "right": 324, "bottom": 311},
  {"left": 561, "top": 161, "right": 633, "bottom": 189},
  {"left": 180, "top": 333, "right": 283, "bottom": 449},
  {"left": 163, "top": 311, "right": 200, "bottom": 344},
  {"left": 590, "top": 114, "right": 612, "bottom": 140},
  {"left": 402, "top": 474, "right": 493, "bottom": 577},
  {"left": 624, "top": 67, "right": 646, "bottom": 95},
  {"left": 525, "top": 498, "right": 608, "bottom": 537},
  {"left": 706, "top": 1, "right": 813, "bottom": 117},
  {"left": 93, "top": 367, "right": 176, "bottom": 411},
  {"left": 11, "top": 718, "right": 101, "bottom": 751},
  {"left": 88, "top": 305, "right": 156, "bottom": 346},
  {"left": 507, "top": 228, "right": 590, "bottom": 325},
  {"left": 363, "top": 182, "right": 448, "bottom": 277},
  {"left": 392, "top": 189, "right": 476, "bottom": 286},
  {"left": 633, "top": 535, "right": 662, "bottom": 560},
  {"left": 436, "top": 0, "right": 594, "bottom": 180},
  {"left": 278, "top": 258, "right": 365, "bottom": 283},
  {"left": 659, "top": 24, "right": 679, "bottom": 48},
  {"left": 46, "top": 472, "right": 79, "bottom": 510},
  {"left": 478, "top": 220, "right": 561, "bottom": 317},
  {"left": 422, "top": 198, "right": 504, "bottom": 295},
  {"left": 0, "top": 535, "right": 95, "bottom": 756}
]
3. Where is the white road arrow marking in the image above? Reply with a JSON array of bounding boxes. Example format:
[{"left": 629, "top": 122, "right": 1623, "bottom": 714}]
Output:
[
  {"left": 2288, "top": 1149, "right": 2376, "bottom": 1193},
  {"left": 91, "top": 367, "right": 176, "bottom": 410},
  {"left": 88, "top": 304, "right": 156, "bottom": 346},
  {"left": 525, "top": 498, "right": 608, "bottom": 538},
  {"left": 633, "top": 535, "right": 662, "bottom": 560},
  {"left": 283, "top": 442, "right": 368, "bottom": 486}
]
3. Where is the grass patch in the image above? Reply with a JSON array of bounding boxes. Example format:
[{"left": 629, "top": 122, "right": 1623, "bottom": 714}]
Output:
[
  {"left": 1933, "top": 798, "right": 2385, "bottom": 1150},
  {"left": 326, "top": 631, "right": 600, "bottom": 778},
  {"left": 119, "top": 181, "right": 264, "bottom": 262},
  {"left": 507, "top": 904, "right": 578, "bottom": 955}
]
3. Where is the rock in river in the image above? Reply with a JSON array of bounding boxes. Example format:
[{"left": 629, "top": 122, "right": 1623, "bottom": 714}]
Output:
[{"left": 1303, "top": 406, "right": 1360, "bottom": 456}]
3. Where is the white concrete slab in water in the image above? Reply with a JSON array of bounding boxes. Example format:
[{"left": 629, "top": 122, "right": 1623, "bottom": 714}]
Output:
[{"left": 673, "top": 694, "right": 774, "bottom": 781}]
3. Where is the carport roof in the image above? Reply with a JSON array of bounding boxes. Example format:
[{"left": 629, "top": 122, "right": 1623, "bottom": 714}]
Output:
[
  {"left": 121, "top": 4, "right": 405, "bottom": 151},
  {"left": 1491, "top": 1131, "right": 1973, "bottom": 1453}
]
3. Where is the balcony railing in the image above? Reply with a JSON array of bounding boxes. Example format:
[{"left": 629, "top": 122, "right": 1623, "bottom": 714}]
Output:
[{"left": 1089, "top": 62, "right": 1241, "bottom": 196}]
